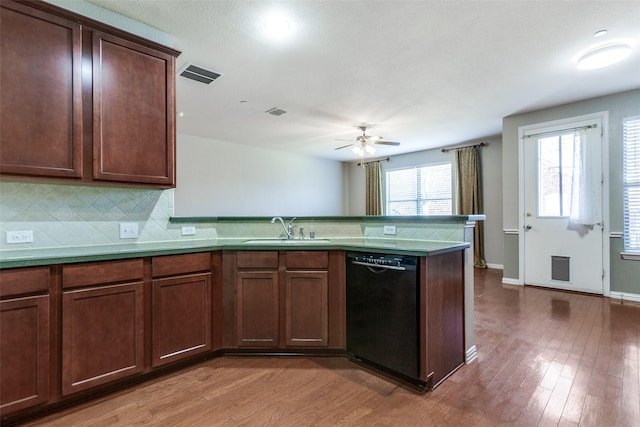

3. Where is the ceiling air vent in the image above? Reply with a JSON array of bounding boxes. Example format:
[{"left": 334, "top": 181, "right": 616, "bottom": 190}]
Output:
[
  {"left": 265, "top": 107, "right": 287, "bottom": 116},
  {"left": 178, "top": 63, "right": 222, "bottom": 84}
]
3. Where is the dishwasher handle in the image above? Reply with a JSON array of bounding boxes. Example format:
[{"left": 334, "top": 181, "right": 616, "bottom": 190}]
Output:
[{"left": 351, "top": 260, "right": 407, "bottom": 271}]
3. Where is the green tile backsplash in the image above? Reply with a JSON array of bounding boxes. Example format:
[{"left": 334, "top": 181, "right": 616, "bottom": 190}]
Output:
[
  {"left": 0, "top": 182, "right": 468, "bottom": 251},
  {"left": 0, "top": 182, "right": 216, "bottom": 250}
]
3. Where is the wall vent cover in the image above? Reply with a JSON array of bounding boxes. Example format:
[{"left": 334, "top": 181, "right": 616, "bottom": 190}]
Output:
[
  {"left": 178, "top": 63, "right": 222, "bottom": 84},
  {"left": 265, "top": 107, "right": 287, "bottom": 116}
]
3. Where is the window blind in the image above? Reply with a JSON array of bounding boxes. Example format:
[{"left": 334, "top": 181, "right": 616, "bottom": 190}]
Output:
[
  {"left": 386, "top": 163, "right": 452, "bottom": 215},
  {"left": 623, "top": 116, "right": 640, "bottom": 252}
]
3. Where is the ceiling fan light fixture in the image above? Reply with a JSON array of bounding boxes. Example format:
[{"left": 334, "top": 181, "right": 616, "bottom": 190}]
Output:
[
  {"left": 576, "top": 42, "right": 632, "bottom": 70},
  {"left": 365, "top": 144, "right": 376, "bottom": 154}
]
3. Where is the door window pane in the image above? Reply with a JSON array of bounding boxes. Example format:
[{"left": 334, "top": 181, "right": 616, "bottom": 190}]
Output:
[{"left": 537, "top": 133, "right": 576, "bottom": 217}]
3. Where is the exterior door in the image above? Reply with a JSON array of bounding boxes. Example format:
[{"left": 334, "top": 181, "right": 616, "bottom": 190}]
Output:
[{"left": 522, "top": 117, "right": 604, "bottom": 294}]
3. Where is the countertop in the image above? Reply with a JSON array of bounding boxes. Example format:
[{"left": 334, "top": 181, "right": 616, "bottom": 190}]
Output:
[{"left": 0, "top": 238, "right": 470, "bottom": 269}]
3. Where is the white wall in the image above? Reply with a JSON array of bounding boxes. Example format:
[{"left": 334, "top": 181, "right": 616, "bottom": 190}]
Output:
[{"left": 175, "top": 134, "right": 345, "bottom": 216}]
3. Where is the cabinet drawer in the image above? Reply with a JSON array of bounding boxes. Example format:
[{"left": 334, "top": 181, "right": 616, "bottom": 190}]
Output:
[
  {"left": 285, "top": 251, "right": 329, "bottom": 270},
  {"left": 152, "top": 252, "right": 210, "bottom": 278},
  {"left": 0, "top": 266, "right": 50, "bottom": 298},
  {"left": 63, "top": 259, "right": 143, "bottom": 289},
  {"left": 236, "top": 251, "right": 279, "bottom": 269}
]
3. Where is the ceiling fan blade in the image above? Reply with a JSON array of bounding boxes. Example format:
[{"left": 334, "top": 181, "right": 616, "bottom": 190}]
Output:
[
  {"left": 334, "top": 144, "right": 353, "bottom": 150},
  {"left": 374, "top": 140, "right": 400, "bottom": 146},
  {"left": 334, "top": 138, "right": 354, "bottom": 142}
]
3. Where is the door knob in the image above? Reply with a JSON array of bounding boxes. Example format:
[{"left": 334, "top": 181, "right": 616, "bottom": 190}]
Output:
[{"left": 525, "top": 225, "right": 532, "bottom": 230}]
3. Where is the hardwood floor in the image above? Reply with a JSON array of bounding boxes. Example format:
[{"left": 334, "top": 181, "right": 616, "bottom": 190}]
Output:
[{"left": 23, "top": 269, "right": 640, "bottom": 426}]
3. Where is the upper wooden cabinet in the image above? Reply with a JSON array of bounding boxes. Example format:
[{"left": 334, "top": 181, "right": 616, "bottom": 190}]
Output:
[
  {"left": 92, "top": 31, "right": 176, "bottom": 186},
  {"left": 0, "top": 0, "right": 180, "bottom": 188},
  {"left": 0, "top": 1, "right": 83, "bottom": 178}
]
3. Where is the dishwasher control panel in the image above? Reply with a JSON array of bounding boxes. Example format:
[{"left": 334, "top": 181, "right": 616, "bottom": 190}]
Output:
[{"left": 347, "top": 252, "right": 417, "bottom": 270}]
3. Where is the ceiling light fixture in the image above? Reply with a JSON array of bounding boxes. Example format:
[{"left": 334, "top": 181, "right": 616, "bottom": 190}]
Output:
[
  {"left": 575, "top": 42, "right": 632, "bottom": 70},
  {"left": 593, "top": 30, "right": 607, "bottom": 38},
  {"left": 263, "top": 11, "right": 292, "bottom": 40},
  {"left": 352, "top": 141, "right": 376, "bottom": 165}
]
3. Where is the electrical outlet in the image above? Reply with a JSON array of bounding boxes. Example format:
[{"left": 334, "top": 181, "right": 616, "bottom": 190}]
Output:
[
  {"left": 181, "top": 226, "right": 196, "bottom": 236},
  {"left": 383, "top": 225, "right": 397, "bottom": 235},
  {"left": 120, "top": 223, "right": 138, "bottom": 239},
  {"left": 6, "top": 230, "right": 34, "bottom": 244}
]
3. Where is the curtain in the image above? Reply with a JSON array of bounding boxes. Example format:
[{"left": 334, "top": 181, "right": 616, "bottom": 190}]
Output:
[
  {"left": 456, "top": 147, "right": 486, "bottom": 268},
  {"left": 569, "top": 128, "right": 601, "bottom": 225},
  {"left": 365, "top": 162, "right": 382, "bottom": 215}
]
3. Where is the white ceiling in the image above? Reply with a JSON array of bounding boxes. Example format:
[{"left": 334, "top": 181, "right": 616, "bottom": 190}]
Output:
[{"left": 87, "top": 0, "right": 640, "bottom": 161}]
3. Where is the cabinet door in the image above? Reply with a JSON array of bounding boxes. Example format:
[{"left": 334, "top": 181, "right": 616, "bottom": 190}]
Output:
[
  {"left": 92, "top": 31, "right": 176, "bottom": 186},
  {"left": 0, "top": 1, "right": 82, "bottom": 178},
  {"left": 236, "top": 271, "right": 279, "bottom": 347},
  {"left": 152, "top": 273, "right": 212, "bottom": 367},
  {"left": 62, "top": 282, "right": 144, "bottom": 395},
  {"left": 0, "top": 295, "right": 49, "bottom": 415},
  {"left": 285, "top": 271, "right": 328, "bottom": 347}
]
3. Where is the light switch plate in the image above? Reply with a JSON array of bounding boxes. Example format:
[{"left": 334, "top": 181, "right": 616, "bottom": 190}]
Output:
[
  {"left": 6, "top": 230, "right": 34, "bottom": 244},
  {"left": 181, "top": 226, "right": 196, "bottom": 236},
  {"left": 383, "top": 225, "right": 397, "bottom": 235},
  {"left": 120, "top": 223, "right": 138, "bottom": 239}
]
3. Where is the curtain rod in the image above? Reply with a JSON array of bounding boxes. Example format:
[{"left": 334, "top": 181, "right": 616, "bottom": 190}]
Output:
[
  {"left": 441, "top": 142, "right": 487, "bottom": 153},
  {"left": 357, "top": 157, "right": 390, "bottom": 167},
  {"left": 522, "top": 123, "right": 597, "bottom": 139}
]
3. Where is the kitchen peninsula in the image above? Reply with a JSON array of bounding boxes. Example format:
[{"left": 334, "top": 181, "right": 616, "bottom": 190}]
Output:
[{"left": 0, "top": 215, "right": 481, "bottom": 425}]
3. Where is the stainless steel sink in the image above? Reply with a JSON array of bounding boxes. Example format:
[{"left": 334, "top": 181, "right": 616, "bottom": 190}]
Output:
[{"left": 242, "top": 238, "right": 330, "bottom": 244}]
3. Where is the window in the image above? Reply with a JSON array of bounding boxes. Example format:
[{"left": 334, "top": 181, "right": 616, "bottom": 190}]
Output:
[
  {"left": 386, "top": 163, "right": 452, "bottom": 215},
  {"left": 537, "top": 132, "right": 577, "bottom": 217},
  {"left": 623, "top": 116, "right": 640, "bottom": 252}
]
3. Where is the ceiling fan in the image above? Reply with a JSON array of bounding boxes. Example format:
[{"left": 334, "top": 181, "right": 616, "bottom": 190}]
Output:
[{"left": 334, "top": 125, "right": 400, "bottom": 154}]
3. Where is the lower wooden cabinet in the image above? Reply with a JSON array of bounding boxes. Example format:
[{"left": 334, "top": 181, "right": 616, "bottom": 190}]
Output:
[
  {"left": 0, "top": 295, "right": 50, "bottom": 415},
  {"left": 61, "top": 281, "right": 144, "bottom": 395},
  {"left": 236, "top": 270, "right": 279, "bottom": 347},
  {"left": 285, "top": 271, "right": 328, "bottom": 347},
  {"left": 61, "top": 259, "right": 144, "bottom": 396},
  {"left": 151, "top": 274, "right": 211, "bottom": 366},
  {"left": 231, "top": 250, "right": 332, "bottom": 349},
  {"left": 151, "top": 253, "right": 212, "bottom": 367},
  {"left": 0, "top": 266, "right": 51, "bottom": 417}
]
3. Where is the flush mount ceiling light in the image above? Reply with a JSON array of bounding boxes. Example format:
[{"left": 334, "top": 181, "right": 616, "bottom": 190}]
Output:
[
  {"left": 263, "top": 11, "right": 292, "bottom": 40},
  {"left": 576, "top": 42, "right": 632, "bottom": 70}
]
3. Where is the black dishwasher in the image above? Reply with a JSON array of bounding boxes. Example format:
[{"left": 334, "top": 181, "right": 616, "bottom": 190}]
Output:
[{"left": 346, "top": 251, "right": 423, "bottom": 387}]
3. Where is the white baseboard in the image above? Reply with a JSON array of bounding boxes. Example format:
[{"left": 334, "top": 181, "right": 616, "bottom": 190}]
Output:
[
  {"left": 486, "top": 263, "right": 503, "bottom": 270},
  {"left": 502, "top": 277, "right": 522, "bottom": 285},
  {"left": 609, "top": 291, "right": 640, "bottom": 303},
  {"left": 465, "top": 345, "right": 477, "bottom": 364}
]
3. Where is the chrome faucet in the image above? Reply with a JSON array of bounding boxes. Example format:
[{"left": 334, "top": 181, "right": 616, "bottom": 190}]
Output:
[
  {"left": 271, "top": 216, "right": 297, "bottom": 239},
  {"left": 287, "top": 217, "right": 297, "bottom": 239}
]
